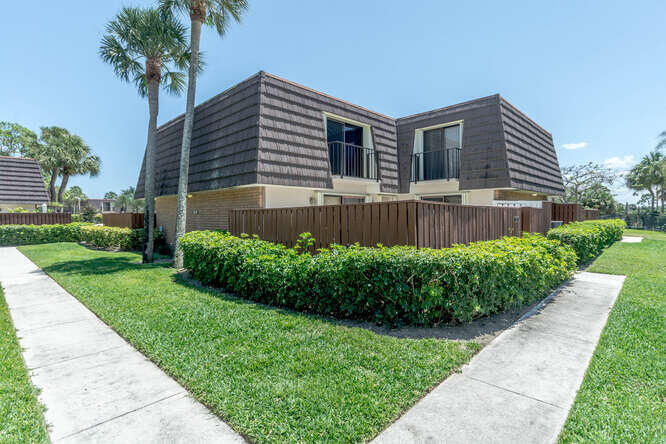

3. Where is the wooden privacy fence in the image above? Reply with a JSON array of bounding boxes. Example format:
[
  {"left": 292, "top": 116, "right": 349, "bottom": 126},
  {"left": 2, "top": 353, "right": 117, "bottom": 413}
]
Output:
[
  {"left": 584, "top": 209, "right": 600, "bottom": 220},
  {"left": 552, "top": 203, "right": 584, "bottom": 224},
  {"left": 0, "top": 213, "right": 71, "bottom": 225},
  {"left": 230, "top": 200, "right": 521, "bottom": 250},
  {"left": 102, "top": 213, "right": 152, "bottom": 229},
  {"left": 520, "top": 202, "right": 552, "bottom": 235}
]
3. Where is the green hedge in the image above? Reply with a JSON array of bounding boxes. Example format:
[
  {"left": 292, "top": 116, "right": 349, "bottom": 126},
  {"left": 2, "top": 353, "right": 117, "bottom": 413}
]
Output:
[
  {"left": 547, "top": 219, "right": 625, "bottom": 264},
  {"left": 180, "top": 231, "right": 577, "bottom": 326},
  {"left": 0, "top": 223, "right": 142, "bottom": 250}
]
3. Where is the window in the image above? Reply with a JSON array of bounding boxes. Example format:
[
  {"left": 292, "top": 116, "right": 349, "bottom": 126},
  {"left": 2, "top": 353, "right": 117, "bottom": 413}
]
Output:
[
  {"left": 412, "top": 123, "right": 462, "bottom": 181},
  {"left": 327, "top": 119, "right": 366, "bottom": 177},
  {"left": 421, "top": 195, "right": 462, "bottom": 204},
  {"left": 322, "top": 195, "right": 365, "bottom": 205}
]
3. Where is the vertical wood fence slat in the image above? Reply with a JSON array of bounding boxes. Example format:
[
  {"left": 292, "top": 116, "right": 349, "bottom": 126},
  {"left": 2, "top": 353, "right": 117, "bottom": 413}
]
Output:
[{"left": 0, "top": 213, "right": 71, "bottom": 226}]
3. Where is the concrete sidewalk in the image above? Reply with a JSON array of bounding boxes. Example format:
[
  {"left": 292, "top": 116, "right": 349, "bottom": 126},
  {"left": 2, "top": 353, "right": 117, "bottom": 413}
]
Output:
[
  {"left": 0, "top": 247, "right": 245, "bottom": 443},
  {"left": 373, "top": 272, "right": 625, "bottom": 444}
]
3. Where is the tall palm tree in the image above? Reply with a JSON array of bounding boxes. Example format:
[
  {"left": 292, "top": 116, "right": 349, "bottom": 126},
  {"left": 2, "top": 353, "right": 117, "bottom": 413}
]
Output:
[
  {"left": 159, "top": 0, "right": 247, "bottom": 268},
  {"left": 34, "top": 126, "right": 70, "bottom": 202},
  {"left": 100, "top": 7, "right": 189, "bottom": 263},
  {"left": 656, "top": 130, "right": 666, "bottom": 152},
  {"left": 57, "top": 136, "right": 101, "bottom": 203}
]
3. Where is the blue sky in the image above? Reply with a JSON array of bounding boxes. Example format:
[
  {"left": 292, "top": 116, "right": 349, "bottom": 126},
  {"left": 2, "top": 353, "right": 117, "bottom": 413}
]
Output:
[{"left": 1, "top": 1, "right": 664, "bottom": 202}]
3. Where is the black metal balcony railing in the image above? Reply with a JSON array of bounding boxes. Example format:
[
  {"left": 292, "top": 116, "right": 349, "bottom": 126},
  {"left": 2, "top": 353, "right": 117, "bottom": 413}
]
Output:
[
  {"left": 410, "top": 148, "right": 461, "bottom": 182},
  {"left": 328, "top": 141, "right": 379, "bottom": 180}
]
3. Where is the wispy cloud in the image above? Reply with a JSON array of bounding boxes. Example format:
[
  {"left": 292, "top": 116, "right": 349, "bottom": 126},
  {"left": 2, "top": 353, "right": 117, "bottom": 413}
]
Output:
[
  {"left": 561, "top": 142, "right": 588, "bottom": 150},
  {"left": 604, "top": 155, "right": 635, "bottom": 169}
]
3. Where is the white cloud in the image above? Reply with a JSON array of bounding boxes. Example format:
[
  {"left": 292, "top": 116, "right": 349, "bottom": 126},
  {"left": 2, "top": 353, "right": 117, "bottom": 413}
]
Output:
[
  {"left": 561, "top": 142, "right": 588, "bottom": 150},
  {"left": 604, "top": 155, "right": 635, "bottom": 169}
]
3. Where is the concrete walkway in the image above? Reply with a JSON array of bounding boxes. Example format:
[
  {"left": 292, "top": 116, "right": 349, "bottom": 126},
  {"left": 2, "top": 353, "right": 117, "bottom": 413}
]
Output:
[
  {"left": 0, "top": 247, "right": 245, "bottom": 443},
  {"left": 621, "top": 236, "right": 643, "bottom": 243},
  {"left": 373, "top": 272, "right": 626, "bottom": 444}
]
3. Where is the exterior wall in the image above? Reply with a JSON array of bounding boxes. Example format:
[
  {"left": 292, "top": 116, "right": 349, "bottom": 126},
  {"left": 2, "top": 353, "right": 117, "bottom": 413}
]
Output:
[
  {"left": 137, "top": 73, "right": 262, "bottom": 198},
  {"left": 494, "top": 189, "right": 547, "bottom": 201},
  {"left": 263, "top": 186, "right": 315, "bottom": 208},
  {"left": 499, "top": 98, "right": 564, "bottom": 195},
  {"left": 397, "top": 95, "right": 510, "bottom": 194},
  {"left": 155, "top": 187, "right": 263, "bottom": 244},
  {"left": 0, "top": 202, "right": 41, "bottom": 212},
  {"left": 257, "top": 73, "right": 399, "bottom": 193},
  {"left": 467, "top": 189, "right": 496, "bottom": 206}
]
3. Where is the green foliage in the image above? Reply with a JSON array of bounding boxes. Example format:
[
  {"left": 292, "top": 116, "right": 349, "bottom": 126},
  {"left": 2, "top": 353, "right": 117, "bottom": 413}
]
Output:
[
  {"left": 0, "top": 121, "right": 39, "bottom": 157},
  {"left": 180, "top": 232, "right": 577, "bottom": 327},
  {"left": 547, "top": 219, "right": 625, "bottom": 264},
  {"left": 0, "top": 223, "right": 143, "bottom": 251},
  {"left": 80, "top": 205, "right": 97, "bottom": 223},
  {"left": 20, "top": 243, "right": 476, "bottom": 443},
  {"left": 0, "top": 287, "right": 49, "bottom": 442}
]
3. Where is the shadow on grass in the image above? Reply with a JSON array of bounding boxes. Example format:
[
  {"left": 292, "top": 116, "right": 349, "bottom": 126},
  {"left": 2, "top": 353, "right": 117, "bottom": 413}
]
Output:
[
  {"left": 37, "top": 256, "right": 170, "bottom": 276},
  {"left": 171, "top": 270, "right": 544, "bottom": 345}
]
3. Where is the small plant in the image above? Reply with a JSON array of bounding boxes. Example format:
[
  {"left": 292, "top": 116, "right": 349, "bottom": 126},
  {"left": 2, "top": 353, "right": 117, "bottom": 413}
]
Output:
[{"left": 294, "top": 232, "right": 315, "bottom": 254}]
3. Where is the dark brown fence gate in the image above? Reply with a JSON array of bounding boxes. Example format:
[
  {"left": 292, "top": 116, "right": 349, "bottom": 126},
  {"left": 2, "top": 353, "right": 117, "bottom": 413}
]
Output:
[
  {"left": 102, "top": 213, "right": 152, "bottom": 229},
  {"left": 230, "top": 200, "right": 521, "bottom": 249},
  {"left": 0, "top": 213, "right": 71, "bottom": 225}
]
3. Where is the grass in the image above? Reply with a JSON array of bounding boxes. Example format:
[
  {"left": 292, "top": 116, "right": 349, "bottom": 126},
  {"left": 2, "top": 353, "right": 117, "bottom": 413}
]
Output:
[
  {"left": 559, "top": 230, "right": 666, "bottom": 443},
  {"left": 18, "top": 243, "right": 479, "bottom": 443},
  {"left": 0, "top": 287, "right": 49, "bottom": 443}
]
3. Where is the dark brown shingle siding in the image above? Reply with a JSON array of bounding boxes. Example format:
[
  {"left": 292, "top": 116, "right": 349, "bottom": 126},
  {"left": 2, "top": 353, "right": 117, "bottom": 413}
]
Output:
[{"left": 0, "top": 157, "right": 49, "bottom": 203}]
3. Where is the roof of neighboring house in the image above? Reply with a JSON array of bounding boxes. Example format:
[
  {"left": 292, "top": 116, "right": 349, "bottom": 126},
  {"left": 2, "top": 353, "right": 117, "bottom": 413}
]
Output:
[
  {"left": 0, "top": 156, "right": 49, "bottom": 203},
  {"left": 136, "top": 71, "right": 563, "bottom": 198}
]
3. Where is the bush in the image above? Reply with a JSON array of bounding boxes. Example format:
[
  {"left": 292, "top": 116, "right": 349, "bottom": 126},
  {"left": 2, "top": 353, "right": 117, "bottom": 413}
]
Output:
[
  {"left": 547, "top": 219, "right": 625, "bottom": 264},
  {"left": 0, "top": 223, "right": 145, "bottom": 251},
  {"left": 180, "top": 231, "right": 577, "bottom": 327}
]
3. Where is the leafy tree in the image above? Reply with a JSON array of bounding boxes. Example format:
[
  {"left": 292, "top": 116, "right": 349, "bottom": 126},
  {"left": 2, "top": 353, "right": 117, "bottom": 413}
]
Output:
[
  {"left": 657, "top": 130, "right": 666, "bottom": 152},
  {"left": 0, "top": 122, "right": 39, "bottom": 156},
  {"left": 626, "top": 151, "right": 664, "bottom": 211},
  {"left": 32, "top": 127, "right": 71, "bottom": 202},
  {"left": 100, "top": 6, "right": 189, "bottom": 263},
  {"left": 62, "top": 186, "right": 88, "bottom": 212},
  {"left": 104, "top": 191, "right": 118, "bottom": 200},
  {"left": 562, "top": 162, "right": 617, "bottom": 204},
  {"left": 159, "top": 0, "right": 247, "bottom": 268},
  {"left": 114, "top": 186, "right": 143, "bottom": 213},
  {"left": 580, "top": 183, "right": 617, "bottom": 216}
]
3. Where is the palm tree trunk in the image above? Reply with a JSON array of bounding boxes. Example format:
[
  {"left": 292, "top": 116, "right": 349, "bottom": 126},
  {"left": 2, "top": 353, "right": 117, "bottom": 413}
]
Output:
[
  {"left": 57, "top": 174, "right": 70, "bottom": 204},
  {"left": 49, "top": 168, "right": 59, "bottom": 203},
  {"left": 143, "top": 76, "right": 160, "bottom": 263},
  {"left": 173, "top": 18, "right": 203, "bottom": 269}
]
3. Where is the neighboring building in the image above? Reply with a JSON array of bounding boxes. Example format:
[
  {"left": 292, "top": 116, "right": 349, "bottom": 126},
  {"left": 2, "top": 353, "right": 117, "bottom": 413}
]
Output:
[
  {"left": 136, "top": 71, "right": 564, "bottom": 243},
  {"left": 0, "top": 156, "right": 49, "bottom": 212},
  {"left": 86, "top": 198, "right": 116, "bottom": 213}
]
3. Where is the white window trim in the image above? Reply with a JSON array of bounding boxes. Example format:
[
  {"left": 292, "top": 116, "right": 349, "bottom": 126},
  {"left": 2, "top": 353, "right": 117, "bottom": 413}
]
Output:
[
  {"left": 322, "top": 112, "right": 376, "bottom": 180},
  {"left": 419, "top": 191, "right": 468, "bottom": 205},
  {"left": 412, "top": 120, "right": 464, "bottom": 181}
]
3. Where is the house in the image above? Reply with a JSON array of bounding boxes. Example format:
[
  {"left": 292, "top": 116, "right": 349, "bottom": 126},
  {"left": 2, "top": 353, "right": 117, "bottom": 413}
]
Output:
[
  {"left": 136, "top": 71, "right": 564, "bottom": 243},
  {"left": 0, "top": 156, "right": 49, "bottom": 212},
  {"left": 86, "top": 198, "right": 116, "bottom": 213}
]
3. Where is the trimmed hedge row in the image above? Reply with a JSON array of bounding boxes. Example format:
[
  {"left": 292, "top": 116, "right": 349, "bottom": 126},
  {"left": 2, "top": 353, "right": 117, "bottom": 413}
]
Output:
[
  {"left": 0, "top": 223, "right": 142, "bottom": 250},
  {"left": 180, "top": 231, "right": 577, "bottom": 326},
  {"left": 547, "top": 219, "right": 625, "bottom": 264}
]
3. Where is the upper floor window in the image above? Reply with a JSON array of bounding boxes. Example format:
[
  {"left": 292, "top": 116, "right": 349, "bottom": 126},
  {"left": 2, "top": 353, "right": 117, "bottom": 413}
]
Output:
[
  {"left": 411, "top": 122, "right": 462, "bottom": 182},
  {"left": 324, "top": 115, "right": 378, "bottom": 180}
]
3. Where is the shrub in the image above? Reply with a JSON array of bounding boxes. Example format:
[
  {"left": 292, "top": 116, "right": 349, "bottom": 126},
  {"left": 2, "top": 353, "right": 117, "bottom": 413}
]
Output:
[
  {"left": 547, "top": 219, "right": 625, "bottom": 264},
  {"left": 0, "top": 223, "right": 145, "bottom": 251},
  {"left": 180, "top": 231, "right": 577, "bottom": 327}
]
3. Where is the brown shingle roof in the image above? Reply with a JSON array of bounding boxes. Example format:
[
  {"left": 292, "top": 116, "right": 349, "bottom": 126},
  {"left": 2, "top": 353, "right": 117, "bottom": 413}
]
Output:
[{"left": 0, "top": 156, "right": 49, "bottom": 203}]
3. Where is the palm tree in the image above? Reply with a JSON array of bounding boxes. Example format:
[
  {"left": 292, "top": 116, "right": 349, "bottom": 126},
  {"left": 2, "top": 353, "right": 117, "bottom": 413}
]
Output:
[
  {"left": 114, "top": 187, "right": 136, "bottom": 213},
  {"left": 657, "top": 130, "right": 666, "bottom": 151},
  {"left": 100, "top": 7, "right": 189, "bottom": 263},
  {"left": 159, "top": 0, "right": 247, "bottom": 268},
  {"left": 57, "top": 136, "right": 101, "bottom": 203},
  {"left": 33, "top": 126, "right": 70, "bottom": 202},
  {"left": 626, "top": 151, "right": 664, "bottom": 211}
]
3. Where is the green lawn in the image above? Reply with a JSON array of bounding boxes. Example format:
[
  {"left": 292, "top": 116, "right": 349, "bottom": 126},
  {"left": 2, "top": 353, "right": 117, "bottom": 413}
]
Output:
[
  {"left": 559, "top": 230, "right": 666, "bottom": 443},
  {"left": 0, "top": 287, "right": 49, "bottom": 443},
  {"left": 18, "top": 243, "right": 478, "bottom": 443}
]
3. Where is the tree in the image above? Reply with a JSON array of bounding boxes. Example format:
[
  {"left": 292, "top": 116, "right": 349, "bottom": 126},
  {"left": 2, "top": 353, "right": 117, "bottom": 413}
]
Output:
[
  {"left": 580, "top": 183, "right": 617, "bottom": 216},
  {"left": 0, "top": 122, "right": 39, "bottom": 156},
  {"left": 32, "top": 127, "right": 71, "bottom": 202},
  {"left": 626, "top": 151, "right": 664, "bottom": 211},
  {"left": 159, "top": 0, "right": 247, "bottom": 268},
  {"left": 104, "top": 191, "right": 118, "bottom": 200},
  {"left": 100, "top": 7, "right": 189, "bottom": 263},
  {"left": 114, "top": 187, "right": 136, "bottom": 212},
  {"left": 657, "top": 130, "right": 666, "bottom": 152},
  {"left": 57, "top": 136, "right": 101, "bottom": 203},
  {"left": 561, "top": 162, "right": 617, "bottom": 204},
  {"left": 62, "top": 186, "right": 88, "bottom": 212}
]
